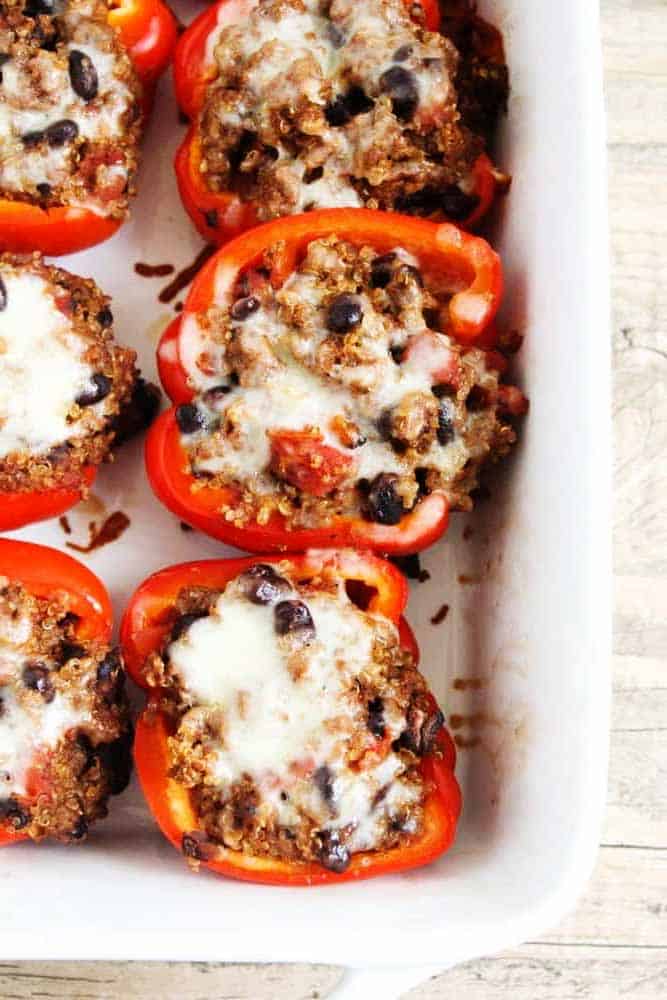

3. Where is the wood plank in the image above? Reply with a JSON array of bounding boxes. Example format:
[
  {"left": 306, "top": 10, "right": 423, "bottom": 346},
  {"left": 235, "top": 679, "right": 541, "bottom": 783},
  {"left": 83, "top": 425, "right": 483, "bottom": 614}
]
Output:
[
  {"left": 602, "top": 0, "right": 667, "bottom": 146},
  {"left": 539, "top": 847, "right": 667, "bottom": 948},
  {"left": 605, "top": 731, "right": 667, "bottom": 847},
  {"left": 406, "top": 945, "right": 667, "bottom": 1000},
  {"left": 612, "top": 655, "right": 667, "bottom": 732},
  {"left": 0, "top": 962, "right": 342, "bottom": 1000}
]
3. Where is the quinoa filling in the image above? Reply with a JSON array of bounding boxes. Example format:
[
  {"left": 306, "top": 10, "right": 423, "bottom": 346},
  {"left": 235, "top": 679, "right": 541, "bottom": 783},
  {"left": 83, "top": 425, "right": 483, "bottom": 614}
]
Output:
[
  {"left": 146, "top": 562, "right": 443, "bottom": 870},
  {"left": 0, "top": 253, "right": 138, "bottom": 494},
  {"left": 0, "top": 578, "right": 130, "bottom": 842},
  {"left": 198, "top": 0, "right": 507, "bottom": 221},
  {"left": 0, "top": 0, "right": 142, "bottom": 217},
  {"left": 176, "top": 237, "right": 523, "bottom": 530}
]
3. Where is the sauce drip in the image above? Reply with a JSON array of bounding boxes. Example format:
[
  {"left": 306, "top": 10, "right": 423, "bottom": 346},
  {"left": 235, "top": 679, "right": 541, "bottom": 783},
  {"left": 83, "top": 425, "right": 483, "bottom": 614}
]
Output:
[
  {"left": 66, "top": 511, "right": 130, "bottom": 553},
  {"left": 158, "top": 245, "right": 216, "bottom": 303},
  {"left": 134, "top": 262, "right": 175, "bottom": 278}
]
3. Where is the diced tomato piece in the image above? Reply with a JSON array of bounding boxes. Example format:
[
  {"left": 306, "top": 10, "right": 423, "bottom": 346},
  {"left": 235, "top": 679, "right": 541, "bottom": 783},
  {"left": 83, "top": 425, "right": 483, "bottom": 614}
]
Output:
[{"left": 268, "top": 429, "right": 355, "bottom": 497}]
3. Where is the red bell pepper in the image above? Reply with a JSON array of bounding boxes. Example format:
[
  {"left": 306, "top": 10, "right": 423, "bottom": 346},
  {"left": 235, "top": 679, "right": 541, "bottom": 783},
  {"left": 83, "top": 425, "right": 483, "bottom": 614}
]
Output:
[
  {"left": 0, "top": 467, "right": 97, "bottom": 534},
  {"left": 147, "top": 208, "right": 502, "bottom": 554},
  {"left": 172, "top": 0, "right": 500, "bottom": 246},
  {"left": 0, "top": 540, "right": 113, "bottom": 846},
  {"left": 121, "top": 549, "right": 461, "bottom": 885},
  {"left": 0, "top": 0, "right": 177, "bottom": 256}
]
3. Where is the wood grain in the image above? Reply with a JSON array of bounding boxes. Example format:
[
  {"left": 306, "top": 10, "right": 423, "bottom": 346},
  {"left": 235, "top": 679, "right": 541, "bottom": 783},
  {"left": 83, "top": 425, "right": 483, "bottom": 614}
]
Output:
[{"left": 2, "top": 0, "right": 665, "bottom": 995}]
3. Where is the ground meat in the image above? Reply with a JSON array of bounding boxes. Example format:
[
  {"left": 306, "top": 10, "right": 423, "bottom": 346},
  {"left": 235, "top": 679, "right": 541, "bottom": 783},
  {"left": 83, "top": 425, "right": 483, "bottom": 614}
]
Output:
[
  {"left": 0, "top": 252, "right": 139, "bottom": 494},
  {"left": 0, "top": 0, "right": 142, "bottom": 217},
  {"left": 197, "top": 0, "right": 506, "bottom": 221},
  {"left": 0, "top": 579, "right": 130, "bottom": 842},
  {"left": 177, "top": 237, "right": 524, "bottom": 531},
  {"left": 144, "top": 563, "right": 444, "bottom": 868}
]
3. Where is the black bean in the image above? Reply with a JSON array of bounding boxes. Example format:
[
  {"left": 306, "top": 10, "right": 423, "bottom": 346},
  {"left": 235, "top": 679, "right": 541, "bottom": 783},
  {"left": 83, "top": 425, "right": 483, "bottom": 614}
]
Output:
[
  {"left": 395, "top": 186, "right": 441, "bottom": 215},
  {"left": 379, "top": 66, "right": 419, "bottom": 121},
  {"left": 0, "top": 276, "right": 6, "bottom": 312},
  {"left": 22, "top": 662, "right": 54, "bottom": 702},
  {"left": 466, "top": 385, "right": 489, "bottom": 411},
  {"left": 97, "top": 729, "right": 133, "bottom": 796},
  {"left": 58, "top": 641, "right": 86, "bottom": 663},
  {"left": 22, "top": 129, "right": 44, "bottom": 147},
  {"left": 68, "top": 816, "right": 88, "bottom": 840},
  {"left": 367, "top": 697, "right": 385, "bottom": 738},
  {"left": 303, "top": 165, "right": 324, "bottom": 184},
  {"left": 230, "top": 295, "right": 260, "bottom": 321},
  {"left": 175, "top": 403, "right": 208, "bottom": 434},
  {"left": 75, "top": 373, "right": 112, "bottom": 407},
  {"left": 327, "top": 294, "right": 363, "bottom": 333},
  {"left": 313, "top": 764, "right": 334, "bottom": 805},
  {"left": 437, "top": 400, "right": 455, "bottom": 445},
  {"left": 370, "top": 252, "right": 396, "bottom": 289},
  {"left": 96, "top": 648, "right": 122, "bottom": 688},
  {"left": 45, "top": 118, "right": 78, "bottom": 147},
  {"left": 0, "top": 796, "right": 30, "bottom": 829},
  {"left": 24, "top": 0, "right": 54, "bottom": 14},
  {"left": 325, "top": 87, "right": 373, "bottom": 127},
  {"left": 111, "top": 377, "right": 161, "bottom": 445},
  {"left": 170, "top": 610, "right": 208, "bottom": 643},
  {"left": 97, "top": 306, "right": 113, "bottom": 327},
  {"left": 324, "top": 95, "right": 351, "bottom": 127},
  {"left": 393, "top": 44, "right": 413, "bottom": 62},
  {"left": 238, "top": 563, "right": 290, "bottom": 606},
  {"left": 228, "top": 129, "right": 256, "bottom": 170},
  {"left": 415, "top": 466, "right": 431, "bottom": 496},
  {"left": 389, "top": 344, "right": 404, "bottom": 364},
  {"left": 377, "top": 408, "right": 395, "bottom": 443},
  {"left": 36, "top": 182, "right": 52, "bottom": 198},
  {"left": 0, "top": 697, "right": 4, "bottom": 719},
  {"left": 274, "top": 600, "right": 315, "bottom": 640},
  {"left": 317, "top": 830, "right": 350, "bottom": 873},
  {"left": 68, "top": 50, "right": 98, "bottom": 102},
  {"left": 363, "top": 473, "right": 405, "bottom": 525},
  {"left": 345, "top": 86, "right": 374, "bottom": 116},
  {"left": 440, "top": 185, "right": 480, "bottom": 221}
]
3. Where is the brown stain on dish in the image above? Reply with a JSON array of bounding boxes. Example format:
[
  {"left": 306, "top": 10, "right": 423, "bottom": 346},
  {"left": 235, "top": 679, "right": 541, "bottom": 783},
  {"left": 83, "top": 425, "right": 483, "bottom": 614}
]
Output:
[
  {"left": 174, "top": 301, "right": 184, "bottom": 313},
  {"left": 452, "top": 677, "right": 485, "bottom": 691},
  {"left": 66, "top": 511, "right": 130, "bottom": 554},
  {"left": 179, "top": 521, "right": 194, "bottom": 532},
  {"left": 449, "top": 712, "right": 502, "bottom": 731},
  {"left": 430, "top": 603, "right": 449, "bottom": 625},
  {"left": 159, "top": 245, "right": 217, "bottom": 303},
  {"left": 134, "top": 262, "right": 175, "bottom": 279},
  {"left": 58, "top": 515, "right": 71, "bottom": 535},
  {"left": 458, "top": 573, "right": 482, "bottom": 585},
  {"left": 454, "top": 735, "right": 482, "bottom": 749},
  {"left": 463, "top": 524, "right": 475, "bottom": 540}
]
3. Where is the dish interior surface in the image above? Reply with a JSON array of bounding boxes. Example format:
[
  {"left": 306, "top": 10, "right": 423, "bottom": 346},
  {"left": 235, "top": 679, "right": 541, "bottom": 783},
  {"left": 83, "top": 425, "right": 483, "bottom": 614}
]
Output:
[{"left": 1, "top": 0, "right": 610, "bottom": 968}]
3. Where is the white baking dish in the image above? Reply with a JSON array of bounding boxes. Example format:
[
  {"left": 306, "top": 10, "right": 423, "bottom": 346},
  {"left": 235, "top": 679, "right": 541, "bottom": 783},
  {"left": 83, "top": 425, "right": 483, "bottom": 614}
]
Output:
[{"left": 1, "top": 0, "right": 611, "bottom": 984}]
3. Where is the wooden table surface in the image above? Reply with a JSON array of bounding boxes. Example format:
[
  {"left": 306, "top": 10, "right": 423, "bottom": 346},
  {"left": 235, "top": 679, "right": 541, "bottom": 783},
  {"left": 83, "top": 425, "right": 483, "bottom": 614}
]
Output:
[{"left": 3, "top": 1, "right": 664, "bottom": 996}]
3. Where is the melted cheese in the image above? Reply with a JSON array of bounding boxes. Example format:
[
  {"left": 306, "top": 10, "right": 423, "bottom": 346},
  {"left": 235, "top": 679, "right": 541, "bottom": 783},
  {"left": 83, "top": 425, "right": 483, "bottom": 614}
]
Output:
[
  {"left": 180, "top": 243, "right": 496, "bottom": 494},
  {"left": 208, "top": 0, "right": 457, "bottom": 211},
  {"left": 0, "top": 270, "right": 96, "bottom": 458},
  {"left": 0, "top": 2, "right": 134, "bottom": 213},
  {"left": 0, "top": 608, "right": 90, "bottom": 797},
  {"left": 168, "top": 578, "right": 420, "bottom": 852}
]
